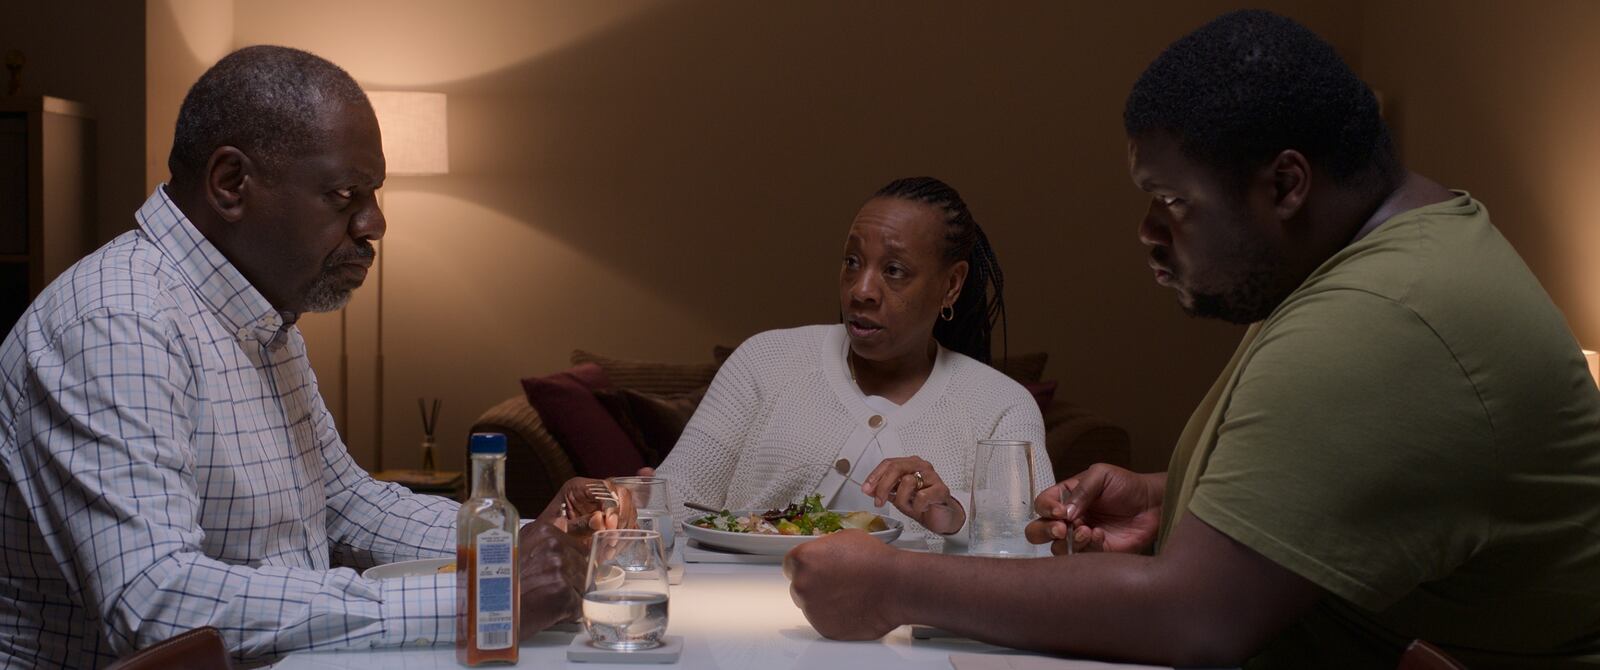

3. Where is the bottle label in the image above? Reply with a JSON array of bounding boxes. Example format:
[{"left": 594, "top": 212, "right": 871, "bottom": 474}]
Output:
[{"left": 475, "top": 528, "right": 516, "bottom": 649}]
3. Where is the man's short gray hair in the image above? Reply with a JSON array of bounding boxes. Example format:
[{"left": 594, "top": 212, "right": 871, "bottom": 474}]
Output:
[{"left": 168, "top": 45, "right": 368, "bottom": 184}]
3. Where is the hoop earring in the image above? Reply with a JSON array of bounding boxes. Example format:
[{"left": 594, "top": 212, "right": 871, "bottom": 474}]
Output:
[{"left": 940, "top": 304, "right": 954, "bottom": 321}]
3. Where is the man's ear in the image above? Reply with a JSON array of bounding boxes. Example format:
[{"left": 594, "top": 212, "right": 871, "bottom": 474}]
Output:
[
  {"left": 204, "top": 146, "right": 252, "bottom": 223},
  {"left": 1269, "top": 149, "right": 1311, "bottom": 221}
]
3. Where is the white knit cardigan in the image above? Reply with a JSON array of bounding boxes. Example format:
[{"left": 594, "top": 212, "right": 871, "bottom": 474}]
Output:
[{"left": 657, "top": 324, "right": 1052, "bottom": 547}]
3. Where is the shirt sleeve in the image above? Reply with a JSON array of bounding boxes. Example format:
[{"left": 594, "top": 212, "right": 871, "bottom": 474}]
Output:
[
  {"left": 655, "top": 340, "right": 764, "bottom": 523},
  {"left": 317, "top": 400, "right": 459, "bottom": 569},
  {"left": 1185, "top": 291, "right": 1495, "bottom": 610},
  {"left": 6, "top": 312, "right": 455, "bottom": 662}
]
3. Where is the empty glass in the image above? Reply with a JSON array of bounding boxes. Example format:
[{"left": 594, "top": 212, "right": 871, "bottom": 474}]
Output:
[
  {"left": 583, "top": 529, "right": 670, "bottom": 651},
  {"left": 608, "top": 476, "right": 675, "bottom": 560},
  {"left": 969, "top": 440, "right": 1036, "bottom": 558}
]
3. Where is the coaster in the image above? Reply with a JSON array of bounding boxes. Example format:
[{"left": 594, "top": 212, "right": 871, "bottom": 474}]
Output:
[{"left": 566, "top": 632, "right": 683, "bottom": 663}]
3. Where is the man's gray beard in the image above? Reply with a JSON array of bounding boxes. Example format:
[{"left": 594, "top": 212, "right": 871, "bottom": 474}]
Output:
[{"left": 301, "top": 272, "right": 356, "bottom": 313}]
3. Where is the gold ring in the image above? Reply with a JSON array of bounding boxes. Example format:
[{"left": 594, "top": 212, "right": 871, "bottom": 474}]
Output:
[{"left": 912, "top": 471, "right": 927, "bottom": 490}]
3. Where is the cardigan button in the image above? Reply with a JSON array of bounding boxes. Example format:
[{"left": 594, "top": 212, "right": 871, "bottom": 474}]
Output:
[{"left": 868, "top": 415, "right": 884, "bottom": 429}]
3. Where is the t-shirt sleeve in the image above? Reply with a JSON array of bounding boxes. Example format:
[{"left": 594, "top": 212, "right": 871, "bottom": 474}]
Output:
[{"left": 1186, "top": 290, "right": 1495, "bottom": 611}]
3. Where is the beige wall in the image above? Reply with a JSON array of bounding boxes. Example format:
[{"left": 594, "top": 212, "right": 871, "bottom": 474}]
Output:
[
  {"left": 2, "top": 1, "right": 145, "bottom": 244},
  {"left": 1361, "top": 0, "right": 1600, "bottom": 356},
  {"left": 142, "top": 1, "right": 1600, "bottom": 477}
]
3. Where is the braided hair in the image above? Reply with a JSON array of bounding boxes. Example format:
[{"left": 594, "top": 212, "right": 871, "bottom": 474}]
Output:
[{"left": 872, "top": 177, "right": 1007, "bottom": 364}]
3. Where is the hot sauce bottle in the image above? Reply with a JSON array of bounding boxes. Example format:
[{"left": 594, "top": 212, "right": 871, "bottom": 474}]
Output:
[{"left": 456, "top": 432, "right": 520, "bottom": 665}]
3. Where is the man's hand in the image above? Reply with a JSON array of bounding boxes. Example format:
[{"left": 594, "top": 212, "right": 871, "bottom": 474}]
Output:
[
  {"left": 1025, "top": 464, "right": 1165, "bottom": 554},
  {"left": 538, "top": 477, "right": 636, "bottom": 537},
  {"left": 514, "top": 477, "right": 638, "bottom": 636},
  {"left": 515, "top": 519, "right": 586, "bottom": 635},
  {"left": 783, "top": 530, "right": 901, "bottom": 640}
]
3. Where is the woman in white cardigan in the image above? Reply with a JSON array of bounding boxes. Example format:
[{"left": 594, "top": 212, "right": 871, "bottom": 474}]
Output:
[{"left": 655, "top": 177, "right": 1051, "bottom": 548}]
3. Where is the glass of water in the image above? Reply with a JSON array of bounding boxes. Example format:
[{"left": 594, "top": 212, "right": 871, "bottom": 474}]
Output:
[
  {"left": 607, "top": 476, "right": 675, "bottom": 560},
  {"left": 583, "top": 529, "right": 670, "bottom": 651},
  {"left": 969, "top": 440, "right": 1036, "bottom": 558}
]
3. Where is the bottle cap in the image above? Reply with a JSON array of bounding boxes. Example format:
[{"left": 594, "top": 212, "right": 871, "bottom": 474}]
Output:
[{"left": 469, "top": 432, "right": 507, "bottom": 455}]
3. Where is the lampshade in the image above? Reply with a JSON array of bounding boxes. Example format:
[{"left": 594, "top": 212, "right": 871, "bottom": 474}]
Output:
[
  {"left": 367, "top": 91, "right": 449, "bottom": 176},
  {"left": 1585, "top": 349, "right": 1599, "bottom": 389}
]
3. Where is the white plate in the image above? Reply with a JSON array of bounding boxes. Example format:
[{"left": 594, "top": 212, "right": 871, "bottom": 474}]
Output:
[
  {"left": 364, "top": 558, "right": 625, "bottom": 590},
  {"left": 681, "top": 510, "right": 902, "bottom": 555},
  {"left": 363, "top": 557, "right": 453, "bottom": 580}
]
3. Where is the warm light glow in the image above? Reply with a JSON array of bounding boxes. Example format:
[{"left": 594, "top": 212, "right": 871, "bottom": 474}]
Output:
[
  {"left": 367, "top": 91, "right": 449, "bottom": 176},
  {"left": 1585, "top": 349, "right": 1599, "bottom": 389}
]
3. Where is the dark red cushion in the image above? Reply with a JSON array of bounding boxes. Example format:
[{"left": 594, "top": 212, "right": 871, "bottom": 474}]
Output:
[
  {"left": 594, "top": 387, "right": 706, "bottom": 466},
  {"left": 520, "top": 363, "right": 645, "bottom": 478},
  {"left": 1023, "top": 380, "right": 1058, "bottom": 412}
]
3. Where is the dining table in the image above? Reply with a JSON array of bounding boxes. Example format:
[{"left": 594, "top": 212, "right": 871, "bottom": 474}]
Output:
[{"left": 276, "top": 541, "right": 1179, "bottom": 670}]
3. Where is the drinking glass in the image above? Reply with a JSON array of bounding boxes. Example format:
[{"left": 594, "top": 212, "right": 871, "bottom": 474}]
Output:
[
  {"left": 969, "top": 440, "right": 1036, "bottom": 558},
  {"left": 583, "top": 529, "right": 670, "bottom": 651},
  {"left": 607, "top": 476, "right": 675, "bottom": 560}
]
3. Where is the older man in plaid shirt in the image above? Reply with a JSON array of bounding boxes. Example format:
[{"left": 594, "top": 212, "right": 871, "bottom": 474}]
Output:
[{"left": 0, "top": 46, "right": 606, "bottom": 668}]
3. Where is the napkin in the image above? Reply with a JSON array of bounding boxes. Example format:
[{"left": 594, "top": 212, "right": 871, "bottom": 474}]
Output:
[{"left": 949, "top": 653, "right": 1172, "bottom": 670}]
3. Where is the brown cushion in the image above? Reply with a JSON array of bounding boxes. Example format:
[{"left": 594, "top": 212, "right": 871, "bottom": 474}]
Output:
[
  {"left": 520, "top": 363, "right": 645, "bottom": 478},
  {"left": 992, "top": 352, "right": 1048, "bottom": 384},
  {"left": 1022, "top": 380, "right": 1058, "bottom": 411},
  {"left": 570, "top": 349, "right": 719, "bottom": 395},
  {"left": 594, "top": 387, "right": 706, "bottom": 466}
]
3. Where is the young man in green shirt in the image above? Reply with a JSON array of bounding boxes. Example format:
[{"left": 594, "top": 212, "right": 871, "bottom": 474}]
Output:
[{"left": 784, "top": 10, "right": 1600, "bottom": 668}]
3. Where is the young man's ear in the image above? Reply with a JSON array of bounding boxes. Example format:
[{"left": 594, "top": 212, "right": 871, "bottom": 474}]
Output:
[
  {"left": 1269, "top": 149, "right": 1311, "bottom": 220},
  {"left": 204, "top": 146, "right": 252, "bottom": 222}
]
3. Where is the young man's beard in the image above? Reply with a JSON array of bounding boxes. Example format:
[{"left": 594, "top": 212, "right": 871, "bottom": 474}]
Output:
[{"left": 1182, "top": 236, "right": 1294, "bottom": 326}]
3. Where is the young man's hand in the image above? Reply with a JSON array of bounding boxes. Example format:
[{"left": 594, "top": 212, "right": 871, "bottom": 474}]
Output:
[
  {"left": 783, "top": 530, "right": 903, "bottom": 640},
  {"left": 1026, "top": 464, "right": 1166, "bottom": 554}
]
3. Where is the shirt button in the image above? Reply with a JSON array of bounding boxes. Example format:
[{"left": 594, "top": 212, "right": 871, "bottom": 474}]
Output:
[{"left": 868, "top": 415, "right": 884, "bottom": 429}]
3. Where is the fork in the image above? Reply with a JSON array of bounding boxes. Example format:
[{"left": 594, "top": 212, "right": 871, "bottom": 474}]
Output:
[{"left": 787, "top": 460, "right": 890, "bottom": 495}]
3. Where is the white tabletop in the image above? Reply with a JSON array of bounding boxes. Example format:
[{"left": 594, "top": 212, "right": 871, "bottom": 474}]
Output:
[
  {"left": 274, "top": 558, "right": 1149, "bottom": 670},
  {"left": 277, "top": 532, "right": 1190, "bottom": 670}
]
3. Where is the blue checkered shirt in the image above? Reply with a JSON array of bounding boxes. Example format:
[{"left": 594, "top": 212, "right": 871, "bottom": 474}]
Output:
[{"left": 0, "top": 187, "right": 459, "bottom": 668}]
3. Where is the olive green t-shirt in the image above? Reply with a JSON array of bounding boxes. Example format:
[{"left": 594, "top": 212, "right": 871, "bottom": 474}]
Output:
[{"left": 1160, "top": 194, "right": 1600, "bottom": 668}]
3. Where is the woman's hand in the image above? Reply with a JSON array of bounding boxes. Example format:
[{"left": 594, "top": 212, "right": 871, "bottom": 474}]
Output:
[
  {"left": 861, "top": 456, "right": 965, "bottom": 535},
  {"left": 1024, "top": 464, "right": 1165, "bottom": 555}
]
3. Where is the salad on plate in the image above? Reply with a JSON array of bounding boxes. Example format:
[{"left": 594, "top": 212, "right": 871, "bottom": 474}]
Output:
[{"left": 690, "top": 493, "right": 888, "bottom": 536}]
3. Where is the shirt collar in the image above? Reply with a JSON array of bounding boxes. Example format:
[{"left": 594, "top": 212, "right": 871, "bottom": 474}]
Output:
[{"left": 137, "top": 185, "right": 294, "bottom": 350}]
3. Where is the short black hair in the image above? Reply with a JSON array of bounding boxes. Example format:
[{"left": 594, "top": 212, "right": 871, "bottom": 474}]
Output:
[
  {"left": 873, "top": 177, "right": 1007, "bottom": 365},
  {"left": 1124, "top": 10, "right": 1398, "bottom": 191},
  {"left": 168, "top": 45, "right": 368, "bottom": 184}
]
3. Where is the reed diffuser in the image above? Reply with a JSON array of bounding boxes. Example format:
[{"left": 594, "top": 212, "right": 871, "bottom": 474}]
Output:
[{"left": 418, "top": 397, "right": 440, "bottom": 472}]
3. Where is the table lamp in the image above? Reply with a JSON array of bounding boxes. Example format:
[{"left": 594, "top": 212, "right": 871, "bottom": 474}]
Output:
[{"left": 366, "top": 91, "right": 448, "bottom": 471}]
